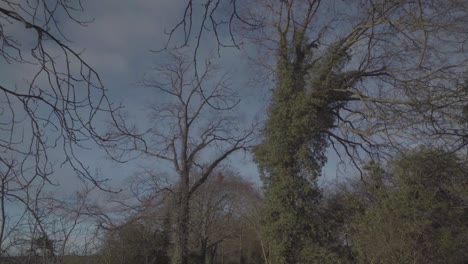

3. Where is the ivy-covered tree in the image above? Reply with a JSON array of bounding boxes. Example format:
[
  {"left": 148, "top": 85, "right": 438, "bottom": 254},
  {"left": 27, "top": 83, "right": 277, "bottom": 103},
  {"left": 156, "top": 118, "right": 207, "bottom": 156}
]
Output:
[{"left": 252, "top": 2, "right": 358, "bottom": 263}]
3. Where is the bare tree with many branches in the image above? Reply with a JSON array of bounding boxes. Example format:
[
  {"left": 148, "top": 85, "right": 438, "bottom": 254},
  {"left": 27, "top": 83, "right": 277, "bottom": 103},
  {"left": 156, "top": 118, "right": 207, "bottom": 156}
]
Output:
[
  {"left": 111, "top": 52, "right": 256, "bottom": 264},
  {"left": 0, "top": 0, "right": 132, "bottom": 187},
  {"left": 0, "top": 0, "right": 135, "bottom": 260}
]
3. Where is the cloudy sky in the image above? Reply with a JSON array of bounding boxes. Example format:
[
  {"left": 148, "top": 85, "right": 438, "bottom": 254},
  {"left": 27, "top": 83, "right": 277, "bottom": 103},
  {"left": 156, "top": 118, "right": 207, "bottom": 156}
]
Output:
[
  {"left": 1, "top": 0, "right": 344, "bottom": 199},
  {"left": 70, "top": 0, "right": 272, "bottom": 187}
]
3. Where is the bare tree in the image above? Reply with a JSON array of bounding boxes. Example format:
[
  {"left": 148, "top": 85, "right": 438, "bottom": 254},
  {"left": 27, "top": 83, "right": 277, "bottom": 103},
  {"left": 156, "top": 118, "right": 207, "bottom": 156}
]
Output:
[
  {"left": 0, "top": 172, "right": 101, "bottom": 263},
  {"left": 189, "top": 171, "right": 262, "bottom": 264},
  {"left": 0, "top": 2, "right": 138, "bottom": 262},
  {"left": 112, "top": 51, "right": 256, "bottom": 264},
  {"left": 0, "top": 0, "right": 133, "bottom": 189}
]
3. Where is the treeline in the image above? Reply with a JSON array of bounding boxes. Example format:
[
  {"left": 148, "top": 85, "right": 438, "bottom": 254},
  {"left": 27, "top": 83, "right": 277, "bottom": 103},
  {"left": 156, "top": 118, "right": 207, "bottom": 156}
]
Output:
[{"left": 96, "top": 147, "right": 467, "bottom": 264}]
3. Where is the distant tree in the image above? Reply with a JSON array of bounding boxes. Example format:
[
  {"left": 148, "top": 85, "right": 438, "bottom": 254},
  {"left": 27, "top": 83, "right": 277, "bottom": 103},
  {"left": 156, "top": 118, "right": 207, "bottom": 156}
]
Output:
[
  {"left": 351, "top": 148, "right": 468, "bottom": 263},
  {"left": 100, "top": 220, "right": 170, "bottom": 264},
  {"left": 32, "top": 234, "right": 55, "bottom": 262},
  {"left": 188, "top": 171, "right": 263, "bottom": 264},
  {"left": 94, "top": 170, "right": 173, "bottom": 264},
  {"left": 97, "top": 169, "right": 263, "bottom": 264}
]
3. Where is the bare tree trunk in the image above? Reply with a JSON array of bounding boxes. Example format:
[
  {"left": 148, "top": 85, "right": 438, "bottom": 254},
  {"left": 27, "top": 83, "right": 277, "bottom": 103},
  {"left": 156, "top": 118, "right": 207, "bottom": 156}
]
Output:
[
  {"left": 221, "top": 241, "right": 224, "bottom": 264},
  {"left": 207, "top": 243, "right": 217, "bottom": 264},
  {"left": 239, "top": 224, "right": 245, "bottom": 264},
  {"left": 200, "top": 237, "right": 207, "bottom": 264},
  {"left": 173, "top": 180, "right": 190, "bottom": 264},
  {"left": 0, "top": 176, "right": 5, "bottom": 255}
]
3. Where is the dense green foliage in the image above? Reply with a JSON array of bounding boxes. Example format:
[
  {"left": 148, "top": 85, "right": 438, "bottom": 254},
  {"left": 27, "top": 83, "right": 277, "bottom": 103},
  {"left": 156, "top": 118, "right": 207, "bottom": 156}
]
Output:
[
  {"left": 253, "top": 33, "right": 357, "bottom": 263},
  {"left": 253, "top": 56, "right": 324, "bottom": 263},
  {"left": 351, "top": 148, "right": 468, "bottom": 264}
]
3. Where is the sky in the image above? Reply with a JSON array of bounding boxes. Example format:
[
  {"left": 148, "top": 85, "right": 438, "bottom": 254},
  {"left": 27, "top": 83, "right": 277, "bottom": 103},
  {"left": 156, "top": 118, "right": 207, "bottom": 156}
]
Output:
[
  {"left": 0, "top": 0, "right": 347, "bottom": 202},
  {"left": 67, "top": 0, "right": 271, "bottom": 188},
  {"left": 0, "top": 0, "right": 266, "bottom": 198}
]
